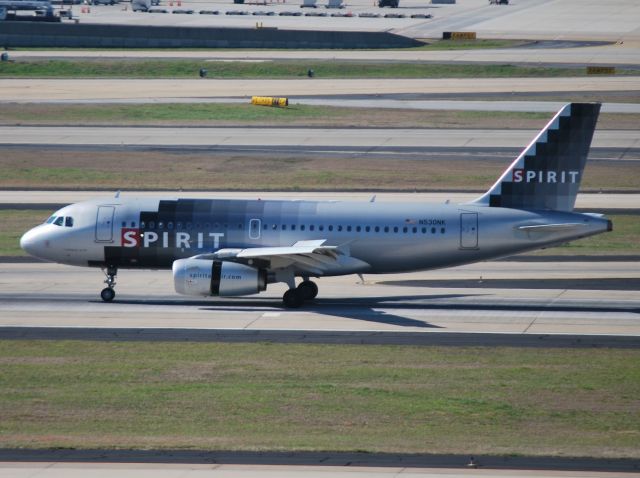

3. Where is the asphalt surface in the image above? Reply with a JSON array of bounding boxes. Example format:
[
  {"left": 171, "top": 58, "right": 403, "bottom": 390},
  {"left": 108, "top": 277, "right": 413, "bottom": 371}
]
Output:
[
  {"left": 1, "top": 126, "right": 637, "bottom": 151},
  {"left": 1, "top": 78, "right": 638, "bottom": 102},
  {"left": 2, "top": 262, "right": 639, "bottom": 338},
  {"left": 43, "top": 0, "right": 640, "bottom": 46},
  {"left": 0, "top": 449, "right": 638, "bottom": 474}
]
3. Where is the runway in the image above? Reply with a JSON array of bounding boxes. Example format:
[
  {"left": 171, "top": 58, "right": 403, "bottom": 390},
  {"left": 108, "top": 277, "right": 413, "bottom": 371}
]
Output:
[
  {"left": 0, "top": 126, "right": 637, "bottom": 151},
  {"left": 0, "top": 462, "right": 636, "bottom": 478},
  {"left": 1, "top": 77, "right": 638, "bottom": 102},
  {"left": 2, "top": 262, "right": 638, "bottom": 339}
]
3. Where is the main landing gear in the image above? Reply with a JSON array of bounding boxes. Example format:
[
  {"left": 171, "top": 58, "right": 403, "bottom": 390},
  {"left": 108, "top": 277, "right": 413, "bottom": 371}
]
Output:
[
  {"left": 282, "top": 280, "right": 318, "bottom": 308},
  {"left": 100, "top": 265, "right": 117, "bottom": 302}
]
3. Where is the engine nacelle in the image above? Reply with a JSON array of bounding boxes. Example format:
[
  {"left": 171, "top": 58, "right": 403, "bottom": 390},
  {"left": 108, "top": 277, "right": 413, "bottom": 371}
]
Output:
[{"left": 173, "top": 258, "right": 267, "bottom": 297}]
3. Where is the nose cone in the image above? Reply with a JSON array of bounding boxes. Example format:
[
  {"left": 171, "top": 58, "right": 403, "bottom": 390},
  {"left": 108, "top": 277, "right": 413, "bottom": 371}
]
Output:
[{"left": 20, "top": 226, "right": 48, "bottom": 259}]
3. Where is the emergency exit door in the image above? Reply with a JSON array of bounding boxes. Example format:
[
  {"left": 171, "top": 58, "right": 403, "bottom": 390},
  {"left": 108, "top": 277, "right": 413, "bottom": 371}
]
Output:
[
  {"left": 459, "top": 212, "right": 478, "bottom": 249},
  {"left": 95, "top": 206, "right": 115, "bottom": 242}
]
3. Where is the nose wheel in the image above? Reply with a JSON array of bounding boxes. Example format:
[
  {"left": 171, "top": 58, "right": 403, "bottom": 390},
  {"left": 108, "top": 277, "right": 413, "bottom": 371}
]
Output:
[{"left": 101, "top": 266, "right": 117, "bottom": 302}]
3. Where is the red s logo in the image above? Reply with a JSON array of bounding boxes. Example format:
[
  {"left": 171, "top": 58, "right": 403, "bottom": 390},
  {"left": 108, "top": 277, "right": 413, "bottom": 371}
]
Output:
[{"left": 121, "top": 228, "right": 141, "bottom": 248}]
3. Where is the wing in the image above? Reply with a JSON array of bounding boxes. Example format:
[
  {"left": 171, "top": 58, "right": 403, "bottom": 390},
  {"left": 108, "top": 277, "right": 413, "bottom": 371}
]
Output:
[{"left": 195, "top": 240, "right": 369, "bottom": 276}]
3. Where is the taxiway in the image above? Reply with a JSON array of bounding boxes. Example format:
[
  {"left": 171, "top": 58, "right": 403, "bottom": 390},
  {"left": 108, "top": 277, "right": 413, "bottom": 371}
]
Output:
[{"left": 2, "top": 262, "right": 638, "bottom": 338}]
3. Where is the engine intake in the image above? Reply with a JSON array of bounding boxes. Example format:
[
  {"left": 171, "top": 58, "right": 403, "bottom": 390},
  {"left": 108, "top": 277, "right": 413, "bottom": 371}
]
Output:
[{"left": 173, "top": 258, "right": 267, "bottom": 297}]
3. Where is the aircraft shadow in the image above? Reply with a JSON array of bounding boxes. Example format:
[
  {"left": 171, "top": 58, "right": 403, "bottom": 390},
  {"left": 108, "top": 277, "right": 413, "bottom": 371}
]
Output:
[{"left": 380, "top": 278, "right": 640, "bottom": 292}]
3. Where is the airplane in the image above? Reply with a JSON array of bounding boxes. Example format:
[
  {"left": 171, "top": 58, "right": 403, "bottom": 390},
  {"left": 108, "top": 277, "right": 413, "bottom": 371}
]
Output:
[{"left": 20, "top": 103, "right": 612, "bottom": 308}]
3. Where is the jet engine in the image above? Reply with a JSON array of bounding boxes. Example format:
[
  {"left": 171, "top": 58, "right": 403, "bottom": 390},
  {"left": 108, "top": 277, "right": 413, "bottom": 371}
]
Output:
[{"left": 173, "top": 258, "right": 267, "bottom": 297}]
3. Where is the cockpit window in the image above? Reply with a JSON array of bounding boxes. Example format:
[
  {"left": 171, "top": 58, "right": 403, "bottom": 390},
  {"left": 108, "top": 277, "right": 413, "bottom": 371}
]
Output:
[
  {"left": 65, "top": 217, "right": 74, "bottom": 227},
  {"left": 53, "top": 216, "right": 64, "bottom": 226},
  {"left": 46, "top": 215, "right": 56, "bottom": 224}
]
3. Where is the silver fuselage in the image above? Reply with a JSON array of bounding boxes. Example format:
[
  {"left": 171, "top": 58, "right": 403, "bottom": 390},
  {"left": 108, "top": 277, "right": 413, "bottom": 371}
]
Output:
[{"left": 21, "top": 196, "right": 611, "bottom": 276}]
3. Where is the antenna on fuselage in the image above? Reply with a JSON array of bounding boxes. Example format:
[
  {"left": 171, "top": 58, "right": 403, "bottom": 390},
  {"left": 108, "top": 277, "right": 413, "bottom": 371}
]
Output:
[
  {"left": 115, "top": 190, "right": 121, "bottom": 199},
  {"left": 369, "top": 195, "right": 376, "bottom": 203}
]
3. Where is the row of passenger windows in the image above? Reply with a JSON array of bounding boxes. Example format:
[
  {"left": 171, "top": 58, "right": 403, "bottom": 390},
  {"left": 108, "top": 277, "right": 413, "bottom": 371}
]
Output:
[
  {"left": 46, "top": 215, "right": 74, "bottom": 227},
  {"left": 135, "top": 220, "right": 446, "bottom": 235}
]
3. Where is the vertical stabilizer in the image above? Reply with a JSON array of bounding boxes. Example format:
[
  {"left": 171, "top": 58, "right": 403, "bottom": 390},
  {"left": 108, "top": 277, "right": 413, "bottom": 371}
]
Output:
[{"left": 472, "top": 103, "right": 601, "bottom": 212}]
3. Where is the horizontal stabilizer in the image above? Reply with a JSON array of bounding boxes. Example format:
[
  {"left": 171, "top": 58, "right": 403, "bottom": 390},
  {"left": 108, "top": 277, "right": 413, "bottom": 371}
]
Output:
[{"left": 515, "top": 223, "right": 587, "bottom": 232}]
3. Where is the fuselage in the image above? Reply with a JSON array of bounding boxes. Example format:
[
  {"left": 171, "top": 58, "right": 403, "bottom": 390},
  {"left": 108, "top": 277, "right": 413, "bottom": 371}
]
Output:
[{"left": 20, "top": 196, "right": 611, "bottom": 276}]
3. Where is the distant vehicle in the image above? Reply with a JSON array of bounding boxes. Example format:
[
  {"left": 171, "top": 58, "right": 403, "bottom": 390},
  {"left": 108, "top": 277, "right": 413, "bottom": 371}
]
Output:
[
  {"left": 172, "top": 8, "right": 193, "bottom": 13},
  {"left": 90, "top": 0, "right": 117, "bottom": 5},
  {"left": 252, "top": 10, "right": 274, "bottom": 15},
  {"left": 20, "top": 104, "right": 611, "bottom": 308},
  {"left": 378, "top": 0, "right": 398, "bottom": 7},
  {"left": 131, "top": 0, "right": 149, "bottom": 11},
  {"left": 199, "top": 9, "right": 219, "bottom": 14},
  {"left": 489, "top": 0, "right": 508, "bottom": 4}
]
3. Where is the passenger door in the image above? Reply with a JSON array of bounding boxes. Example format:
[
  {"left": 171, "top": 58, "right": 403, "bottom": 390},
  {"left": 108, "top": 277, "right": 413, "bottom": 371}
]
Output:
[{"left": 95, "top": 206, "right": 115, "bottom": 242}]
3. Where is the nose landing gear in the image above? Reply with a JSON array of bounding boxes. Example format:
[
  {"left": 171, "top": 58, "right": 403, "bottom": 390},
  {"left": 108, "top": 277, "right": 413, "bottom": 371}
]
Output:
[{"left": 100, "top": 265, "right": 117, "bottom": 302}]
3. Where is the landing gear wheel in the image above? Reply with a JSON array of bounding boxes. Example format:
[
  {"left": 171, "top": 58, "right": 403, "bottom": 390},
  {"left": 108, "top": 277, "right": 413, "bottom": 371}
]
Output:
[
  {"left": 297, "top": 280, "right": 318, "bottom": 301},
  {"left": 101, "top": 265, "right": 118, "bottom": 302},
  {"left": 100, "top": 287, "right": 115, "bottom": 302},
  {"left": 283, "top": 288, "right": 303, "bottom": 308}
]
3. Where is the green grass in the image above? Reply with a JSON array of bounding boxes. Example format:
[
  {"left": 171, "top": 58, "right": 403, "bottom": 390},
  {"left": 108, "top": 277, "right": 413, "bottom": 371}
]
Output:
[
  {"left": 533, "top": 214, "right": 640, "bottom": 256},
  {"left": 0, "top": 210, "right": 52, "bottom": 256},
  {"left": 0, "top": 341, "right": 638, "bottom": 456},
  {"left": 2, "top": 211, "right": 637, "bottom": 257},
  {"left": 2, "top": 59, "right": 636, "bottom": 78}
]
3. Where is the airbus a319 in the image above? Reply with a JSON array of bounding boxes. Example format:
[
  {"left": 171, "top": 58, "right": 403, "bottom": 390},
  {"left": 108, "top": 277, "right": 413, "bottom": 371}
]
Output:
[{"left": 20, "top": 103, "right": 611, "bottom": 308}]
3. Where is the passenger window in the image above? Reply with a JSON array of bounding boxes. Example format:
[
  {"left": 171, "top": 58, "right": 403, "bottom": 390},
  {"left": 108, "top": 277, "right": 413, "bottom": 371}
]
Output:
[
  {"left": 310, "top": 225, "right": 315, "bottom": 231},
  {"left": 347, "top": 226, "right": 352, "bottom": 232},
  {"left": 177, "top": 222, "right": 182, "bottom": 230},
  {"left": 282, "top": 224, "right": 287, "bottom": 231},
  {"left": 374, "top": 226, "right": 380, "bottom": 233},
  {"left": 431, "top": 227, "right": 436, "bottom": 234},
  {"left": 319, "top": 225, "right": 324, "bottom": 231},
  {"left": 413, "top": 227, "right": 417, "bottom": 233},
  {"left": 121, "top": 221, "right": 126, "bottom": 228},
  {"left": 384, "top": 226, "right": 389, "bottom": 233},
  {"left": 393, "top": 226, "right": 399, "bottom": 233},
  {"left": 422, "top": 227, "right": 426, "bottom": 234},
  {"left": 158, "top": 222, "right": 164, "bottom": 229},
  {"left": 53, "top": 216, "right": 64, "bottom": 226},
  {"left": 65, "top": 217, "right": 74, "bottom": 227},
  {"left": 141, "top": 221, "right": 146, "bottom": 229},
  {"left": 272, "top": 224, "right": 277, "bottom": 230},
  {"left": 168, "top": 222, "right": 174, "bottom": 230},
  {"left": 131, "top": 221, "right": 135, "bottom": 228},
  {"left": 403, "top": 227, "right": 408, "bottom": 233},
  {"left": 328, "top": 225, "right": 333, "bottom": 231},
  {"left": 441, "top": 227, "right": 446, "bottom": 234},
  {"left": 291, "top": 225, "right": 296, "bottom": 231},
  {"left": 365, "top": 226, "right": 370, "bottom": 232},
  {"left": 149, "top": 221, "right": 155, "bottom": 229},
  {"left": 301, "top": 225, "right": 305, "bottom": 231},
  {"left": 337, "top": 225, "right": 342, "bottom": 232},
  {"left": 356, "top": 226, "right": 361, "bottom": 232}
]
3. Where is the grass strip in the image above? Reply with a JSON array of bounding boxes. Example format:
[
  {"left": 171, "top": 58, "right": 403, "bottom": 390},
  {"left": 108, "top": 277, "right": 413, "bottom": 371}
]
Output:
[
  {"left": 1, "top": 149, "right": 638, "bottom": 191},
  {"left": 2, "top": 210, "right": 637, "bottom": 257},
  {"left": 1, "top": 103, "right": 638, "bottom": 130},
  {"left": 2, "top": 59, "right": 638, "bottom": 79},
  {"left": 0, "top": 341, "right": 638, "bottom": 456}
]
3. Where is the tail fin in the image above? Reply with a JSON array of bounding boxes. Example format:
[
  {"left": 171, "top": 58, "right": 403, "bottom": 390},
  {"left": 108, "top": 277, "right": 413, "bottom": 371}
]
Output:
[{"left": 472, "top": 103, "right": 601, "bottom": 212}]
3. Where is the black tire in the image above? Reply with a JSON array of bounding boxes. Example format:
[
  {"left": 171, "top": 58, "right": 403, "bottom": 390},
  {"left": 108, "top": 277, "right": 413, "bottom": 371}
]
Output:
[
  {"left": 297, "top": 281, "right": 318, "bottom": 301},
  {"left": 100, "top": 287, "right": 115, "bottom": 302},
  {"left": 283, "top": 289, "right": 303, "bottom": 308}
]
